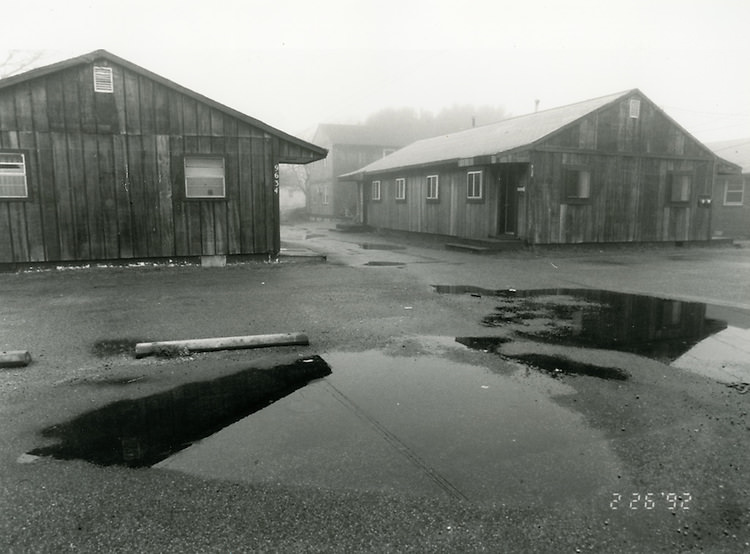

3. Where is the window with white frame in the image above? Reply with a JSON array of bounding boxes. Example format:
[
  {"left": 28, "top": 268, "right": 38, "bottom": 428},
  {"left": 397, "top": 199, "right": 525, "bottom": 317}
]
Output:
[
  {"left": 395, "top": 177, "right": 406, "bottom": 200},
  {"left": 323, "top": 185, "right": 330, "bottom": 205},
  {"left": 0, "top": 153, "right": 28, "bottom": 198},
  {"left": 564, "top": 167, "right": 591, "bottom": 200},
  {"left": 372, "top": 180, "right": 381, "bottom": 201},
  {"left": 724, "top": 179, "right": 744, "bottom": 206},
  {"left": 467, "top": 171, "right": 483, "bottom": 199},
  {"left": 426, "top": 175, "right": 439, "bottom": 199},
  {"left": 184, "top": 156, "right": 226, "bottom": 198}
]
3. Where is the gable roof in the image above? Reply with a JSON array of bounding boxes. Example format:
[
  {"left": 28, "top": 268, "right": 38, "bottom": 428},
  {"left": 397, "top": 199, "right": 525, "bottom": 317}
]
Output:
[
  {"left": 0, "top": 49, "right": 326, "bottom": 161},
  {"left": 340, "top": 90, "right": 637, "bottom": 178},
  {"left": 707, "top": 138, "right": 750, "bottom": 173},
  {"left": 314, "top": 124, "right": 410, "bottom": 148}
]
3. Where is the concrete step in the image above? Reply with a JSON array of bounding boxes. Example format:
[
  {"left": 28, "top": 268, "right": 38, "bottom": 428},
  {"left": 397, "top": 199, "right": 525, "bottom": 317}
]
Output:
[{"left": 445, "top": 238, "right": 524, "bottom": 254}]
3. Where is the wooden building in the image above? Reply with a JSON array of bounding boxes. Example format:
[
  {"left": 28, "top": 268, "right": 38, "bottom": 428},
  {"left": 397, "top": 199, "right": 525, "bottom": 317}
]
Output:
[
  {"left": 0, "top": 50, "right": 326, "bottom": 267},
  {"left": 708, "top": 138, "right": 750, "bottom": 239},
  {"left": 342, "top": 90, "right": 740, "bottom": 245},
  {"left": 307, "top": 124, "right": 407, "bottom": 220}
]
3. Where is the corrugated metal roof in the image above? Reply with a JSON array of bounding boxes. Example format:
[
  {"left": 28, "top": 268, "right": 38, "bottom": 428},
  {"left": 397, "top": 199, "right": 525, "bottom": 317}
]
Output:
[
  {"left": 707, "top": 138, "right": 750, "bottom": 173},
  {"left": 341, "top": 89, "right": 636, "bottom": 177}
]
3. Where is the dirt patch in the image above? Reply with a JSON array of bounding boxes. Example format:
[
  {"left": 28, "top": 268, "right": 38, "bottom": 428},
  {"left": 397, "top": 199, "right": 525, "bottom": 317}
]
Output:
[{"left": 91, "top": 338, "right": 148, "bottom": 358}]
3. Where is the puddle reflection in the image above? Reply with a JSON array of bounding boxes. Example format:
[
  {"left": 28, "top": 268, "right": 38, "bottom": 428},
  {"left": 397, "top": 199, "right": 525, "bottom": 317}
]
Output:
[
  {"left": 29, "top": 357, "right": 331, "bottom": 467},
  {"left": 441, "top": 287, "right": 750, "bottom": 383}
]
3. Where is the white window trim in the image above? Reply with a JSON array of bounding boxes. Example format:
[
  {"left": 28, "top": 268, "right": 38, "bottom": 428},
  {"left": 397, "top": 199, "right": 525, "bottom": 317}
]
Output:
[
  {"left": 0, "top": 152, "right": 28, "bottom": 199},
  {"left": 467, "top": 171, "right": 483, "bottom": 199},
  {"left": 426, "top": 175, "right": 439, "bottom": 199},
  {"left": 723, "top": 179, "right": 744, "bottom": 206},
  {"left": 395, "top": 177, "right": 406, "bottom": 200},
  {"left": 372, "top": 180, "right": 381, "bottom": 201},
  {"left": 184, "top": 156, "right": 226, "bottom": 199},
  {"left": 323, "top": 185, "right": 330, "bottom": 205}
]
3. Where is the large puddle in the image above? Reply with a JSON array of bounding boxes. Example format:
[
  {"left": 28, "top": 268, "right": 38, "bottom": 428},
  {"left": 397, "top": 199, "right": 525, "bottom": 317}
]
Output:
[
  {"left": 30, "top": 287, "right": 748, "bottom": 507},
  {"left": 155, "top": 350, "right": 622, "bottom": 504},
  {"left": 29, "top": 348, "right": 623, "bottom": 505},
  {"left": 439, "top": 287, "right": 750, "bottom": 384}
]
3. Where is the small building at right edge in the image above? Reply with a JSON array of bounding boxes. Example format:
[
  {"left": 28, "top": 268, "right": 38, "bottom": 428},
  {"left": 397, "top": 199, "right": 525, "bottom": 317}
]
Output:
[
  {"left": 707, "top": 138, "right": 750, "bottom": 239},
  {"left": 341, "top": 89, "right": 742, "bottom": 246}
]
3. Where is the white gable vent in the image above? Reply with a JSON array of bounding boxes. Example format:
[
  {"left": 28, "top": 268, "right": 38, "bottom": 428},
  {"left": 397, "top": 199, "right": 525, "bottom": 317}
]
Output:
[
  {"left": 629, "top": 98, "right": 641, "bottom": 119},
  {"left": 93, "top": 66, "right": 114, "bottom": 93}
]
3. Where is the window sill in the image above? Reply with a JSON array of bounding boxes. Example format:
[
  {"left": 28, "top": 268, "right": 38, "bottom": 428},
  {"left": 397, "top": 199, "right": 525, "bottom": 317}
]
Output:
[
  {"left": 466, "top": 197, "right": 484, "bottom": 204},
  {"left": 183, "top": 197, "right": 227, "bottom": 202},
  {"left": 564, "top": 197, "right": 591, "bottom": 205}
]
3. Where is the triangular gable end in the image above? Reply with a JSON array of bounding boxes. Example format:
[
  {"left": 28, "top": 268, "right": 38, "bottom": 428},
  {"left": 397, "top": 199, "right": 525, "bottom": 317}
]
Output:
[
  {"left": 534, "top": 89, "right": 718, "bottom": 160},
  {"left": 0, "top": 49, "right": 326, "bottom": 164}
]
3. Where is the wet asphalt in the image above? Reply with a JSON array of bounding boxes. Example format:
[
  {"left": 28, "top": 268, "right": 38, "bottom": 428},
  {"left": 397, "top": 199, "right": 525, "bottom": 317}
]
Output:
[{"left": 1, "top": 222, "right": 749, "bottom": 553}]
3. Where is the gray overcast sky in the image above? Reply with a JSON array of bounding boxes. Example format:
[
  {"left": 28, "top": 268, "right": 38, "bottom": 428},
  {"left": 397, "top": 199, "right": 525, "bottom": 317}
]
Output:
[{"left": 6, "top": 0, "right": 750, "bottom": 142}]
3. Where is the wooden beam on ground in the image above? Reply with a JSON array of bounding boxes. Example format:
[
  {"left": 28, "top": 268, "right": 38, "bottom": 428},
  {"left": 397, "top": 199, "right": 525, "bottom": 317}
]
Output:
[
  {"left": 134, "top": 332, "right": 309, "bottom": 358},
  {"left": 0, "top": 351, "right": 32, "bottom": 368}
]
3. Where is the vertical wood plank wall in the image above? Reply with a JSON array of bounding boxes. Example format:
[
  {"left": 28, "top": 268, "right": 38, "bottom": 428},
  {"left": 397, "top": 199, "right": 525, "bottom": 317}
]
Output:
[
  {"left": 0, "top": 60, "right": 309, "bottom": 264},
  {"left": 363, "top": 95, "right": 716, "bottom": 244},
  {"left": 528, "top": 97, "right": 713, "bottom": 244},
  {"left": 365, "top": 163, "right": 500, "bottom": 240}
]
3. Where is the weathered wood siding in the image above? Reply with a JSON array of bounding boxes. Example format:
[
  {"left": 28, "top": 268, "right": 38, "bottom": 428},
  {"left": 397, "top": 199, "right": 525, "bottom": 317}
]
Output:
[
  {"left": 360, "top": 92, "right": 718, "bottom": 244},
  {"left": 0, "top": 58, "right": 315, "bottom": 264},
  {"left": 365, "top": 164, "right": 500, "bottom": 239},
  {"left": 527, "top": 93, "right": 714, "bottom": 244}
]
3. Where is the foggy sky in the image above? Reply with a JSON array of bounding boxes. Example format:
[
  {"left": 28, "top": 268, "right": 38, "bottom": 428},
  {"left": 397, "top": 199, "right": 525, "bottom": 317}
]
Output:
[{"left": 8, "top": 0, "right": 750, "bottom": 143}]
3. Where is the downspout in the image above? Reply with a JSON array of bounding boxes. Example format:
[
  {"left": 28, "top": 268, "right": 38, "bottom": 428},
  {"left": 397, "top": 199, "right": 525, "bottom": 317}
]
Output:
[
  {"left": 526, "top": 153, "right": 534, "bottom": 245},
  {"left": 707, "top": 159, "right": 715, "bottom": 241}
]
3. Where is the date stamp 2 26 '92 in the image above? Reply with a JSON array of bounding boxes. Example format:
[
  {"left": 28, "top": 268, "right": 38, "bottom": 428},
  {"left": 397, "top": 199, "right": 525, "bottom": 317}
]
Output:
[{"left": 610, "top": 492, "right": 692, "bottom": 511}]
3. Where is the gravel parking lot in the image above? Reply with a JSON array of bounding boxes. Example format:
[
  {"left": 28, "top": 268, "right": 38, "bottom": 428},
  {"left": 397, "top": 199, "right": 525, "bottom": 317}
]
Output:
[{"left": 1, "top": 222, "right": 749, "bottom": 553}]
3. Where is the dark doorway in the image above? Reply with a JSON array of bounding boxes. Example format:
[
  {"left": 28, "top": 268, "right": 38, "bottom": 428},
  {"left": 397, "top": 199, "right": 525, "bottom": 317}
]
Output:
[{"left": 497, "top": 164, "right": 522, "bottom": 235}]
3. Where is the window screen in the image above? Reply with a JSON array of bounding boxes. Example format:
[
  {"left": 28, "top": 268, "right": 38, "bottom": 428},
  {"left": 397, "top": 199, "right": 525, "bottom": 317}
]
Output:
[
  {"left": 185, "top": 157, "right": 225, "bottom": 198},
  {"left": 0, "top": 153, "right": 28, "bottom": 198},
  {"left": 564, "top": 168, "right": 591, "bottom": 199},
  {"left": 669, "top": 173, "right": 691, "bottom": 203}
]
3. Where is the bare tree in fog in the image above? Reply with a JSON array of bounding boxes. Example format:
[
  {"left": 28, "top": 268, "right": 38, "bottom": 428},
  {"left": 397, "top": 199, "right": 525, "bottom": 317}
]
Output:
[{"left": 0, "top": 50, "right": 44, "bottom": 78}]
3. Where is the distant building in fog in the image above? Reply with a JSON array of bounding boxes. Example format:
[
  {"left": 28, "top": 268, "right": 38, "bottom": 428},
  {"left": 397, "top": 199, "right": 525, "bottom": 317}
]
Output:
[{"left": 307, "top": 124, "right": 408, "bottom": 220}]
